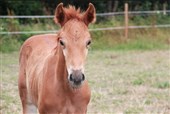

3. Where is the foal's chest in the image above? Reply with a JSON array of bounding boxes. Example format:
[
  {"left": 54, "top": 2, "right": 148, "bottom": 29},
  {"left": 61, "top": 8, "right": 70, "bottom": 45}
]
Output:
[
  {"left": 61, "top": 99, "right": 86, "bottom": 113},
  {"left": 40, "top": 96, "right": 87, "bottom": 114},
  {"left": 39, "top": 87, "right": 89, "bottom": 113},
  {"left": 62, "top": 93, "right": 89, "bottom": 113}
]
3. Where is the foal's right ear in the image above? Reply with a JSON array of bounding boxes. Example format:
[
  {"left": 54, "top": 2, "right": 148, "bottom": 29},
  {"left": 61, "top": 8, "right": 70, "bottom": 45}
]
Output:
[
  {"left": 83, "top": 3, "right": 96, "bottom": 26},
  {"left": 54, "top": 3, "right": 66, "bottom": 26}
]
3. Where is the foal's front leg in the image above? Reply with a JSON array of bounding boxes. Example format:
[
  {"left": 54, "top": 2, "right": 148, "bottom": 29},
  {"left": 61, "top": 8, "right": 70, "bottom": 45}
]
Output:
[
  {"left": 18, "top": 69, "right": 37, "bottom": 114},
  {"left": 25, "top": 102, "right": 37, "bottom": 114},
  {"left": 19, "top": 87, "right": 37, "bottom": 114}
]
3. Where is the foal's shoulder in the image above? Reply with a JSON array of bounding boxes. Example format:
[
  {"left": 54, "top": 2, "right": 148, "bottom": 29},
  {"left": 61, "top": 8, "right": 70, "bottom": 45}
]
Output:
[
  {"left": 21, "top": 33, "right": 58, "bottom": 48},
  {"left": 20, "top": 33, "right": 58, "bottom": 57}
]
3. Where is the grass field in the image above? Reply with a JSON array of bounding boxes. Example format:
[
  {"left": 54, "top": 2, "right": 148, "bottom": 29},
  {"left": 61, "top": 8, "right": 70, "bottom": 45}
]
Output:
[{"left": 0, "top": 50, "right": 170, "bottom": 114}]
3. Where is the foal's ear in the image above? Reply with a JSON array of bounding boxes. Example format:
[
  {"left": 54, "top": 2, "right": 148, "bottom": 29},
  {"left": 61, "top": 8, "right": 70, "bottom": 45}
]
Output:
[
  {"left": 83, "top": 3, "right": 96, "bottom": 26},
  {"left": 54, "top": 3, "right": 66, "bottom": 26}
]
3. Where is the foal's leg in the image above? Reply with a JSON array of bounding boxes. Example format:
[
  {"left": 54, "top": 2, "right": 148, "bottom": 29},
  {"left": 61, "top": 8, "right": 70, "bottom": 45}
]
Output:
[
  {"left": 18, "top": 70, "right": 37, "bottom": 114},
  {"left": 25, "top": 101, "right": 37, "bottom": 114},
  {"left": 18, "top": 63, "right": 28, "bottom": 114},
  {"left": 18, "top": 50, "right": 37, "bottom": 114}
]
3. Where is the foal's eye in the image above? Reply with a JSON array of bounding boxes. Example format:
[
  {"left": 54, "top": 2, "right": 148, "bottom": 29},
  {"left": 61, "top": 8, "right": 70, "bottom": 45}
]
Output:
[
  {"left": 87, "top": 40, "right": 91, "bottom": 47},
  {"left": 59, "top": 40, "right": 65, "bottom": 46}
]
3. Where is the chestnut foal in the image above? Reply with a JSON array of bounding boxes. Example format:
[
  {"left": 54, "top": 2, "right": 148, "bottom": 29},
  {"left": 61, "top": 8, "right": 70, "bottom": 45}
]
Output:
[{"left": 18, "top": 3, "right": 96, "bottom": 114}]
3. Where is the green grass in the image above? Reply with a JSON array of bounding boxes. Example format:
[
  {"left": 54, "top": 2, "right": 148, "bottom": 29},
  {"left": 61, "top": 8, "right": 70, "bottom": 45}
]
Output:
[
  {"left": 132, "top": 78, "right": 144, "bottom": 85},
  {"left": 86, "top": 50, "right": 170, "bottom": 113},
  {"left": 91, "top": 28, "right": 170, "bottom": 50},
  {"left": 155, "top": 81, "right": 170, "bottom": 89},
  {"left": 0, "top": 37, "right": 21, "bottom": 53},
  {"left": 1, "top": 50, "right": 170, "bottom": 113}
]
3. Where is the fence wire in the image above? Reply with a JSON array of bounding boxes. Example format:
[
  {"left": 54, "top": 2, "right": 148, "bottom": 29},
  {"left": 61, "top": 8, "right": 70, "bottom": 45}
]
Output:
[
  {"left": 0, "top": 10, "right": 170, "bottom": 35},
  {"left": 0, "top": 10, "right": 170, "bottom": 18},
  {"left": 0, "top": 25, "right": 170, "bottom": 35}
]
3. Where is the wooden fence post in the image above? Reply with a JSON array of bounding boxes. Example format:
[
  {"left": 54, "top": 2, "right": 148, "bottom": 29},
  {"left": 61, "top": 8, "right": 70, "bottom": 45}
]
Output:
[
  {"left": 163, "top": 2, "right": 167, "bottom": 15},
  {"left": 124, "top": 3, "right": 128, "bottom": 40}
]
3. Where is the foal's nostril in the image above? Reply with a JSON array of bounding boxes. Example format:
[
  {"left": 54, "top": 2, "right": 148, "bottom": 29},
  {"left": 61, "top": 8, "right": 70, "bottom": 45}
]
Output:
[
  {"left": 82, "top": 74, "right": 85, "bottom": 81},
  {"left": 69, "top": 74, "right": 73, "bottom": 81}
]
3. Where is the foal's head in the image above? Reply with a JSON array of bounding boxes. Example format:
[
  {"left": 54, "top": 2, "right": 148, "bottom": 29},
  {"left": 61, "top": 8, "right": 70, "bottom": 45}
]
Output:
[{"left": 54, "top": 3, "right": 96, "bottom": 88}]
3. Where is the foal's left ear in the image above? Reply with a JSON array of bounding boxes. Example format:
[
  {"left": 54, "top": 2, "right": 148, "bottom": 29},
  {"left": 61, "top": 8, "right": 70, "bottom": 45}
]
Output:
[{"left": 83, "top": 3, "right": 96, "bottom": 26}]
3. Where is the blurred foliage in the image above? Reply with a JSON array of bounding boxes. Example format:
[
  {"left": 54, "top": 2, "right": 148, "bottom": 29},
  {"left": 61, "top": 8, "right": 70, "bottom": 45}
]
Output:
[
  {"left": 0, "top": 0, "right": 169, "bottom": 23},
  {"left": 0, "top": 0, "right": 170, "bottom": 15}
]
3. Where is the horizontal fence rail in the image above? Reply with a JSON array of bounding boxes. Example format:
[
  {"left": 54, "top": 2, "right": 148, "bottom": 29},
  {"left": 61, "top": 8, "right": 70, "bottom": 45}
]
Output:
[
  {"left": 0, "top": 10, "right": 170, "bottom": 35},
  {"left": 1, "top": 24, "right": 170, "bottom": 35},
  {"left": 97, "top": 10, "right": 170, "bottom": 16},
  {"left": 0, "top": 10, "right": 170, "bottom": 18}
]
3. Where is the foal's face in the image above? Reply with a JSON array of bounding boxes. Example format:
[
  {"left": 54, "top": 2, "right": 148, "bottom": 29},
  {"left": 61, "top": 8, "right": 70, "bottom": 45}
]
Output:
[
  {"left": 54, "top": 3, "right": 96, "bottom": 88},
  {"left": 59, "top": 20, "right": 91, "bottom": 88}
]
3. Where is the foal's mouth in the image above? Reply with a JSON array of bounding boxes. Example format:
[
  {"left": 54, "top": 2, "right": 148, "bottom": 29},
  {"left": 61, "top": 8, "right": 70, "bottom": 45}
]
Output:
[{"left": 68, "top": 78, "right": 84, "bottom": 89}]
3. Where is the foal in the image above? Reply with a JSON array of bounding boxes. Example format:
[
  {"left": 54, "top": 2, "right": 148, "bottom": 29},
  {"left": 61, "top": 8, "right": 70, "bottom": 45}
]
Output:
[{"left": 18, "top": 3, "right": 96, "bottom": 114}]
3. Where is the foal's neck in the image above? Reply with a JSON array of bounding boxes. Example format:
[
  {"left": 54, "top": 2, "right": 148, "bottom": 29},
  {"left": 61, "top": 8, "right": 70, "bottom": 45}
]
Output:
[{"left": 55, "top": 44, "right": 69, "bottom": 89}]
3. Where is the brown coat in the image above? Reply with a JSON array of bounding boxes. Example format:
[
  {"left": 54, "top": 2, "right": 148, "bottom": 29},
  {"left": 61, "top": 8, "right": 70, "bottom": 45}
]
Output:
[{"left": 18, "top": 3, "right": 96, "bottom": 114}]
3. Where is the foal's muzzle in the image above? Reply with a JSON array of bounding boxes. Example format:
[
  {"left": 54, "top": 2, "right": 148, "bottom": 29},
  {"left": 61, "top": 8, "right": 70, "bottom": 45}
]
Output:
[{"left": 68, "top": 70, "right": 85, "bottom": 87}]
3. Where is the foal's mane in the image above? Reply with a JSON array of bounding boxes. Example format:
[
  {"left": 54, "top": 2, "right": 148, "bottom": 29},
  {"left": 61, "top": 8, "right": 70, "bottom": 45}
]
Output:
[{"left": 63, "top": 5, "right": 84, "bottom": 21}]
